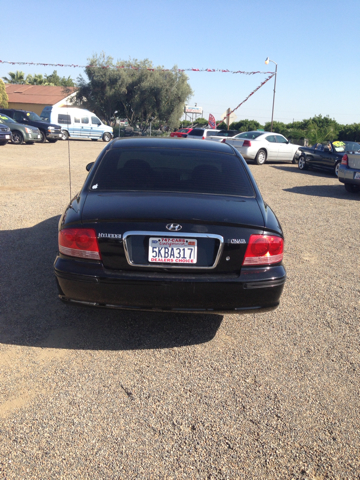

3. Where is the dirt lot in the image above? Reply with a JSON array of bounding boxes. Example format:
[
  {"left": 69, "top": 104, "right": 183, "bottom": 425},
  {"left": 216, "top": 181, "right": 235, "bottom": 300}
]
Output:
[{"left": 1, "top": 140, "right": 359, "bottom": 478}]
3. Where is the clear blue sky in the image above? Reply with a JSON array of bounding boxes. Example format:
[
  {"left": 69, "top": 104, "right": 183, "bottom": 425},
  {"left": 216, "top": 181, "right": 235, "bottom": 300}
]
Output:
[{"left": 1, "top": 0, "right": 359, "bottom": 125}]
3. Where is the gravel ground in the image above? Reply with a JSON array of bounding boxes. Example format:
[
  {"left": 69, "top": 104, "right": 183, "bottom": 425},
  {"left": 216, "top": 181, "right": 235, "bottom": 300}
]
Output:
[{"left": 0, "top": 140, "right": 359, "bottom": 479}]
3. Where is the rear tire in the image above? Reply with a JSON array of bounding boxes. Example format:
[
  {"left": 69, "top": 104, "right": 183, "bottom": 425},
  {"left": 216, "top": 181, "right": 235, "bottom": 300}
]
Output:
[
  {"left": 255, "top": 149, "right": 267, "bottom": 165},
  {"left": 344, "top": 183, "right": 360, "bottom": 193},
  {"left": 61, "top": 130, "right": 69, "bottom": 141},
  {"left": 11, "top": 131, "right": 24, "bottom": 145},
  {"left": 102, "top": 132, "right": 112, "bottom": 142},
  {"left": 298, "top": 155, "right": 308, "bottom": 170}
]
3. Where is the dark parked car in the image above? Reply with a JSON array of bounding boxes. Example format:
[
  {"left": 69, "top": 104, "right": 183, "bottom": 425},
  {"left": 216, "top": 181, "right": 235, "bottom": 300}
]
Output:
[
  {"left": 0, "top": 123, "right": 11, "bottom": 145},
  {"left": 0, "top": 113, "right": 41, "bottom": 144},
  {"left": 0, "top": 108, "right": 62, "bottom": 143},
  {"left": 297, "top": 141, "right": 359, "bottom": 176},
  {"left": 54, "top": 138, "right": 286, "bottom": 314}
]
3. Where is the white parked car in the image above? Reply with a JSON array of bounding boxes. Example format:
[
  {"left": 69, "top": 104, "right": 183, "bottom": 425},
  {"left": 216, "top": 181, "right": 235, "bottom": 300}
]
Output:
[
  {"left": 186, "top": 128, "right": 222, "bottom": 140},
  {"left": 222, "top": 131, "right": 300, "bottom": 164}
]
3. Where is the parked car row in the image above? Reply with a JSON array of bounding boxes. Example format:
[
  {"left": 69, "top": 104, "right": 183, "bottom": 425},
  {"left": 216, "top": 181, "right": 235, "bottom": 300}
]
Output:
[
  {"left": 172, "top": 129, "right": 301, "bottom": 164},
  {"left": 0, "top": 113, "right": 42, "bottom": 144},
  {"left": 297, "top": 141, "right": 360, "bottom": 177},
  {"left": 0, "top": 107, "right": 113, "bottom": 144}
]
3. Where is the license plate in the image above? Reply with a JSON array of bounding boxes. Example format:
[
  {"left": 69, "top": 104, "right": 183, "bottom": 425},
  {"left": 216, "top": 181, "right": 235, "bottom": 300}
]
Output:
[
  {"left": 5, "top": 135, "right": 10, "bottom": 139},
  {"left": 38, "top": 135, "right": 41, "bottom": 138},
  {"left": 354, "top": 172, "right": 360, "bottom": 179},
  {"left": 148, "top": 237, "right": 197, "bottom": 264}
]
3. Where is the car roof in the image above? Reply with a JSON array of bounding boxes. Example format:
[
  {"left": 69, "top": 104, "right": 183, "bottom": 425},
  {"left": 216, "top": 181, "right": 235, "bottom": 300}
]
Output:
[{"left": 109, "top": 137, "right": 235, "bottom": 153}]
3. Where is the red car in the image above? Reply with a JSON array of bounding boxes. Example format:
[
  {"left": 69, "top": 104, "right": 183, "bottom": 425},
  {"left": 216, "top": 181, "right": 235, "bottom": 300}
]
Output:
[{"left": 170, "top": 128, "right": 193, "bottom": 138}]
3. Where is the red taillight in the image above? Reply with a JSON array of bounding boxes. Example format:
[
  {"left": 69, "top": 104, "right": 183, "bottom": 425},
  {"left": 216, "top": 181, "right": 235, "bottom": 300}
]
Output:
[
  {"left": 202, "top": 136, "right": 205, "bottom": 139},
  {"left": 341, "top": 154, "right": 348, "bottom": 166},
  {"left": 242, "top": 140, "right": 251, "bottom": 147},
  {"left": 59, "top": 228, "right": 101, "bottom": 260},
  {"left": 242, "top": 234, "right": 283, "bottom": 266},
  {"left": 221, "top": 138, "right": 226, "bottom": 143}
]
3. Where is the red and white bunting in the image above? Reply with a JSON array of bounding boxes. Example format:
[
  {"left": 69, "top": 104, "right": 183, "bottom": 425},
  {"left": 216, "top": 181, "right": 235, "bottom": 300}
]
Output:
[
  {"left": 216, "top": 74, "right": 275, "bottom": 126},
  {"left": 208, "top": 114, "right": 216, "bottom": 129},
  {"left": 0, "top": 59, "right": 273, "bottom": 75}
]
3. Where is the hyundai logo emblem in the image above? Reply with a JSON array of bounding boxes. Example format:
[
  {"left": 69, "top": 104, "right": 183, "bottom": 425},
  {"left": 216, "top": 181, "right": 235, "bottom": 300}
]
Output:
[{"left": 166, "top": 223, "right": 182, "bottom": 232}]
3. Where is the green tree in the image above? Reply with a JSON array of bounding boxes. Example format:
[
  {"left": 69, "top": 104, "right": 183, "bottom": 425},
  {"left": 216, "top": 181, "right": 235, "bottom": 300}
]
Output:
[
  {"left": 264, "top": 121, "right": 289, "bottom": 136},
  {"left": 76, "top": 53, "right": 193, "bottom": 130},
  {"left": 180, "top": 120, "right": 192, "bottom": 128},
  {"left": 230, "top": 119, "right": 263, "bottom": 132},
  {"left": 306, "top": 122, "right": 338, "bottom": 144},
  {"left": 0, "top": 79, "right": 8, "bottom": 107},
  {"left": 26, "top": 74, "right": 52, "bottom": 85},
  {"left": 45, "top": 70, "right": 75, "bottom": 87},
  {"left": 193, "top": 117, "right": 208, "bottom": 126},
  {"left": 2, "top": 70, "right": 26, "bottom": 84},
  {"left": 338, "top": 123, "right": 360, "bottom": 142}
]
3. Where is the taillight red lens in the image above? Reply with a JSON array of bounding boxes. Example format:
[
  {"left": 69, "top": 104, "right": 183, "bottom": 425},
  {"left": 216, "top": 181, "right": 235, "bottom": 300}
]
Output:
[
  {"left": 243, "top": 140, "right": 252, "bottom": 147},
  {"left": 242, "top": 234, "right": 283, "bottom": 266},
  {"left": 341, "top": 154, "right": 348, "bottom": 165},
  {"left": 202, "top": 136, "right": 205, "bottom": 139},
  {"left": 221, "top": 138, "right": 226, "bottom": 143},
  {"left": 59, "top": 228, "right": 101, "bottom": 260}
]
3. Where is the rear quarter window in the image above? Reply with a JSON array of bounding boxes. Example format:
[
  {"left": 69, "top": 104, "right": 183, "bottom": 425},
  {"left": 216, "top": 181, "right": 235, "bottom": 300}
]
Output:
[
  {"left": 90, "top": 148, "right": 255, "bottom": 197},
  {"left": 188, "top": 129, "right": 204, "bottom": 136}
]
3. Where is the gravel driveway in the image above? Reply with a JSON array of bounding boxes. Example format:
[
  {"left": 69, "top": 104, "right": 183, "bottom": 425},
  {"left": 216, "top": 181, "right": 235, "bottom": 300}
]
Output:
[{"left": 1, "top": 141, "right": 359, "bottom": 478}]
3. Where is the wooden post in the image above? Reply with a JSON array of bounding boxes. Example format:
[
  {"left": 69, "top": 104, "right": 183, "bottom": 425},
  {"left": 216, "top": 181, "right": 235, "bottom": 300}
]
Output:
[{"left": 226, "top": 108, "right": 230, "bottom": 130}]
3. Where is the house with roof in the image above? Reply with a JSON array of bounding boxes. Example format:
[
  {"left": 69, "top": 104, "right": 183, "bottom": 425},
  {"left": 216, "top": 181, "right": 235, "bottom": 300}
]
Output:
[{"left": 4, "top": 85, "right": 78, "bottom": 116}]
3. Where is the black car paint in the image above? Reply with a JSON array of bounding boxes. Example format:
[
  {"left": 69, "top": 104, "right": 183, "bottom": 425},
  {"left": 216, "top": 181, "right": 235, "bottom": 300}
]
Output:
[
  {"left": 298, "top": 142, "right": 344, "bottom": 175},
  {"left": 54, "top": 138, "right": 286, "bottom": 313}
]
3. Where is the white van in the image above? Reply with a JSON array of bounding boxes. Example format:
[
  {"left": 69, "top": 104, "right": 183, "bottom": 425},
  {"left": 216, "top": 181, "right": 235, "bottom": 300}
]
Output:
[{"left": 40, "top": 107, "right": 113, "bottom": 142}]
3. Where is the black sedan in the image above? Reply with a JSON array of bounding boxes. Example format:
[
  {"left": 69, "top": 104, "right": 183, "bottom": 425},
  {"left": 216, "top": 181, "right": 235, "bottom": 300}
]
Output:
[
  {"left": 54, "top": 138, "right": 286, "bottom": 314},
  {"left": 298, "top": 141, "right": 359, "bottom": 176}
]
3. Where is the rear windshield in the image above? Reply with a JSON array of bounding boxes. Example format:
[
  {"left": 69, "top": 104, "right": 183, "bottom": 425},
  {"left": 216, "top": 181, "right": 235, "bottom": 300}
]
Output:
[
  {"left": 90, "top": 148, "right": 254, "bottom": 197},
  {"left": 205, "top": 130, "right": 220, "bottom": 137},
  {"left": 188, "top": 129, "right": 204, "bottom": 136},
  {"left": 235, "top": 132, "right": 263, "bottom": 140}
]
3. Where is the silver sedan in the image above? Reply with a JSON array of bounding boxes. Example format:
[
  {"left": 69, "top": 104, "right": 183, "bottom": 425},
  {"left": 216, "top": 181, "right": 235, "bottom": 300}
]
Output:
[{"left": 222, "top": 131, "right": 300, "bottom": 165}]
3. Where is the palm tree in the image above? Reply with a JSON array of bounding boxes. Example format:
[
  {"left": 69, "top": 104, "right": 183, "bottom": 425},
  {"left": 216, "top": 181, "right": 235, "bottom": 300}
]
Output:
[
  {"left": 306, "top": 122, "right": 337, "bottom": 145},
  {"left": 2, "top": 70, "right": 27, "bottom": 84},
  {"left": 26, "top": 74, "right": 53, "bottom": 86}
]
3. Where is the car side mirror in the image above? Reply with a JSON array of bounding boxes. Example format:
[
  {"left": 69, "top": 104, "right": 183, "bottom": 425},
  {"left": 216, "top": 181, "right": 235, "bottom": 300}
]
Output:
[{"left": 86, "top": 162, "right": 94, "bottom": 171}]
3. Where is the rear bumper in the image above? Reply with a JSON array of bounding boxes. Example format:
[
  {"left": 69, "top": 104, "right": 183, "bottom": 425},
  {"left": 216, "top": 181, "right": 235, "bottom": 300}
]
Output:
[
  {"left": 338, "top": 166, "right": 360, "bottom": 185},
  {"left": 54, "top": 256, "right": 286, "bottom": 314}
]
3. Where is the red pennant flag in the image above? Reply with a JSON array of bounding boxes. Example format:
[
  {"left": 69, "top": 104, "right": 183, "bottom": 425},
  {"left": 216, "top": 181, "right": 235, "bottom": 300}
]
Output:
[{"left": 208, "top": 114, "right": 216, "bottom": 129}]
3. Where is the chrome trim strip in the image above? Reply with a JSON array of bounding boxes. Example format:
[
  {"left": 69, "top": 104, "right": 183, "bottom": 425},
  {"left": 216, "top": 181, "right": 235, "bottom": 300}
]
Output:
[{"left": 122, "top": 231, "right": 224, "bottom": 269}]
